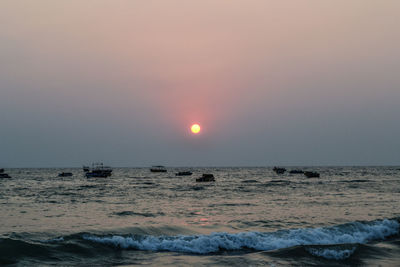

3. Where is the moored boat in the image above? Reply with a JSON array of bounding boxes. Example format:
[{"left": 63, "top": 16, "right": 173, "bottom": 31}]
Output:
[
  {"left": 304, "top": 171, "right": 320, "bottom": 178},
  {"left": 196, "top": 174, "right": 215, "bottom": 182},
  {"left": 0, "top": 173, "right": 11, "bottom": 178},
  {"left": 273, "top": 167, "right": 286, "bottom": 174},
  {"left": 0, "top": 168, "right": 11, "bottom": 178},
  {"left": 150, "top": 166, "right": 167, "bottom": 172},
  {"left": 85, "top": 163, "right": 112, "bottom": 178},
  {"left": 58, "top": 172, "right": 73, "bottom": 177}
]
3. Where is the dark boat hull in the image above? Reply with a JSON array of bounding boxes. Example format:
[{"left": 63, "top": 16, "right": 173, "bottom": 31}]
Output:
[
  {"left": 196, "top": 174, "right": 215, "bottom": 182},
  {"left": 273, "top": 167, "right": 286, "bottom": 174},
  {"left": 304, "top": 171, "right": 320, "bottom": 178},
  {"left": 58, "top": 173, "right": 73, "bottom": 177}
]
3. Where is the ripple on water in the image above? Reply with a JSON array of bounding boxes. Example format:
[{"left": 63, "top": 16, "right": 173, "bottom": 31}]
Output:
[{"left": 112, "top": 211, "right": 165, "bottom": 217}]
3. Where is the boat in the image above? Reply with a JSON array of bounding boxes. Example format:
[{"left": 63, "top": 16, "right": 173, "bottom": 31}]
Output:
[
  {"left": 289, "top": 170, "right": 304, "bottom": 174},
  {"left": 304, "top": 171, "right": 320, "bottom": 178},
  {"left": 273, "top": 167, "right": 286, "bottom": 174},
  {"left": 85, "top": 163, "right": 112, "bottom": 178},
  {"left": 176, "top": 171, "right": 192, "bottom": 176},
  {"left": 82, "top": 166, "right": 90, "bottom": 172},
  {"left": 58, "top": 172, "right": 73, "bottom": 177},
  {"left": 0, "top": 169, "right": 11, "bottom": 178},
  {"left": 150, "top": 166, "right": 167, "bottom": 172},
  {"left": 196, "top": 174, "right": 215, "bottom": 182},
  {"left": 0, "top": 173, "right": 11, "bottom": 178}
]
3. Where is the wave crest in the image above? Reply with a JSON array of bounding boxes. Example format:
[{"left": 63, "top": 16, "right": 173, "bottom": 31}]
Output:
[{"left": 83, "top": 218, "right": 399, "bottom": 256}]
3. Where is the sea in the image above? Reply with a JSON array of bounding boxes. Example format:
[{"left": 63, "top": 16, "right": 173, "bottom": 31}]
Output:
[{"left": 1, "top": 167, "right": 400, "bottom": 266}]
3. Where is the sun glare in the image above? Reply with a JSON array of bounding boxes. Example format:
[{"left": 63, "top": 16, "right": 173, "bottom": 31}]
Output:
[{"left": 191, "top": 124, "right": 201, "bottom": 134}]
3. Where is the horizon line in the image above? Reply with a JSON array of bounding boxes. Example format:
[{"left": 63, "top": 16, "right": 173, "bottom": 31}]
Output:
[{"left": 2, "top": 164, "right": 399, "bottom": 169}]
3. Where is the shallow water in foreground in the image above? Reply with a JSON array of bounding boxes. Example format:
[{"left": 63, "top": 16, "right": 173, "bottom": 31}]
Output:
[{"left": 1, "top": 167, "right": 400, "bottom": 266}]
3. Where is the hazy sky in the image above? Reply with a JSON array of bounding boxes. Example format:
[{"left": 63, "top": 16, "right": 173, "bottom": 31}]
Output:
[{"left": 1, "top": 1, "right": 400, "bottom": 167}]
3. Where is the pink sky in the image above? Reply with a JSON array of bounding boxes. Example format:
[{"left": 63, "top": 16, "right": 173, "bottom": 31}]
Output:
[{"left": 1, "top": 1, "right": 400, "bottom": 166}]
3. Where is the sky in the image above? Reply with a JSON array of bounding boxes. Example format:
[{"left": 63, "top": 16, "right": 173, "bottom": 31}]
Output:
[{"left": 1, "top": 1, "right": 400, "bottom": 167}]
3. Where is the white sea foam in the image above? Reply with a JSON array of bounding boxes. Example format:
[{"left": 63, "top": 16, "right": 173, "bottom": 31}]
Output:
[
  {"left": 83, "top": 219, "right": 399, "bottom": 256},
  {"left": 306, "top": 247, "right": 356, "bottom": 260}
]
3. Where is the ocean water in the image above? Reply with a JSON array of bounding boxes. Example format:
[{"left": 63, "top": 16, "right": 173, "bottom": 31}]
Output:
[{"left": 1, "top": 167, "right": 400, "bottom": 266}]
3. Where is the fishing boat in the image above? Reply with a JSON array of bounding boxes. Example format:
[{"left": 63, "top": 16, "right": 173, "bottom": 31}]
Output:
[
  {"left": 85, "top": 163, "right": 112, "bottom": 178},
  {"left": 196, "top": 174, "right": 215, "bottom": 182},
  {"left": 0, "top": 173, "right": 11, "bottom": 178},
  {"left": 0, "top": 169, "right": 11, "bottom": 178},
  {"left": 82, "top": 166, "right": 90, "bottom": 172},
  {"left": 273, "top": 167, "right": 286, "bottom": 174},
  {"left": 150, "top": 166, "right": 167, "bottom": 172},
  {"left": 304, "top": 171, "right": 320, "bottom": 178},
  {"left": 58, "top": 172, "right": 73, "bottom": 177}
]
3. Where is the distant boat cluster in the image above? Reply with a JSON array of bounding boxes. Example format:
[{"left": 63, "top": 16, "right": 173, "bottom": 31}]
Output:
[{"left": 1, "top": 164, "right": 323, "bottom": 182}]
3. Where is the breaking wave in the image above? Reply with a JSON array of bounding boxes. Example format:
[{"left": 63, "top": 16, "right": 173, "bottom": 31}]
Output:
[
  {"left": 83, "top": 218, "right": 399, "bottom": 257},
  {"left": 1, "top": 218, "right": 398, "bottom": 264}
]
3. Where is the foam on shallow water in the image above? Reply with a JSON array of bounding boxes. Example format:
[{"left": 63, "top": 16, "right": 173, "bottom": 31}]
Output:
[
  {"left": 306, "top": 246, "right": 357, "bottom": 260},
  {"left": 82, "top": 219, "right": 399, "bottom": 258}
]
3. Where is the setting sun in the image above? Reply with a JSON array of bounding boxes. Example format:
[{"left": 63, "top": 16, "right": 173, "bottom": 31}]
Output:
[{"left": 191, "top": 124, "right": 201, "bottom": 134}]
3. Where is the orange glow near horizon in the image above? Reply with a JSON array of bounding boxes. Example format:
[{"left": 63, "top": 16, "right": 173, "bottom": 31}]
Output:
[{"left": 191, "top": 124, "right": 201, "bottom": 134}]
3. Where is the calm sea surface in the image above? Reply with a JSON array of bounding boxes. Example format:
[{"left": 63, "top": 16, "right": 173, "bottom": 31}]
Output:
[{"left": 1, "top": 167, "right": 400, "bottom": 266}]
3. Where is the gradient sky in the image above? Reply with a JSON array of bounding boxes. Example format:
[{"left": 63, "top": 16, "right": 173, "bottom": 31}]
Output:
[{"left": 1, "top": 1, "right": 400, "bottom": 167}]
